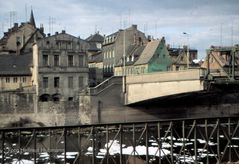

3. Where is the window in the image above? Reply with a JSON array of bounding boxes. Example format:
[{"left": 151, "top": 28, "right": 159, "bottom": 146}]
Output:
[
  {"left": 43, "top": 77, "right": 48, "bottom": 88},
  {"left": 68, "top": 55, "right": 74, "bottom": 66},
  {"left": 13, "top": 77, "right": 18, "bottom": 83},
  {"left": 6, "top": 77, "right": 10, "bottom": 83},
  {"left": 22, "top": 77, "right": 26, "bottom": 83},
  {"left": 79, "top": 77, "right": 84, "bottom": 88},
  {"left": 112, "top": 50, "right": 115, "bottom": 58},
  {"left": 54, "top": 77, "right": 60, "bottom": 88},
  {"left": 54, "top": 55, "right": 59, "bottom": 66},
  {"left": 79, "top": 55, "right": 84, "bottom": 67},
  {"left": 68, "top": 76, "right": 73, "bottom": 88},
  {"left": 68, "top": 97, "right": 73, "bottom": 101},
  {"left": 43, "top": 55, "right": 49, "bottom": 66}
]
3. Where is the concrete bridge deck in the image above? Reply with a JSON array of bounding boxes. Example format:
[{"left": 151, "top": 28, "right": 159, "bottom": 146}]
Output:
[{"left": 125, "top": 69, "right": 205, "bottom": 105}]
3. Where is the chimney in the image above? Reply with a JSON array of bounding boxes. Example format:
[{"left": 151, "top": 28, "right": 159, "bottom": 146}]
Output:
[
  {"left": 147, "top": 35, "right": 151, "bottom": 42},
  {"left": 14, "top": 23, "right": 18, "bottom": 28},
  {"left": 55, "top": 32, "right": 59, "bottom": 35},
  {"left": 62, "top": 30, "right": 66, "bottom": 34},
  {"left": 132, "top": 24, "right": 137, "bottom": 29},
  {"left": 47, "top": 33, "right": 51, "bottom": 37}
]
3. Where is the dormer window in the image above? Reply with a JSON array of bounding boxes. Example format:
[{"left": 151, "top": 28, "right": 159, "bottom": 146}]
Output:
[{"left": 127, "top": 57, "right": 129, "bottom": 62}]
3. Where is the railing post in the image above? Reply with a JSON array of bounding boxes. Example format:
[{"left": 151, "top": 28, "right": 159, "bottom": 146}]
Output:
[
  {"left": 92, "top": 127, "right": 96, "bottom": 164},
  {"left": 106, "top": 125, "right": 109, "bottom": 164},
  {"left": 182, "top": 121, "right": 185, "bottom": 164},
  {"left": 1, "top": 131, "right": 4, "bottom": 164},
  {"left": 33, "top": 129, "right": 37, "bottom": 164},
  {"left": 119, "top": 125, "right": 123, "bottom": 164},
  {"left": 18, "top": 130, "right": 21, "bottom": 162},
  {"left": 217, "top": 119, "right": 221, "bottom": 164},
  {"left": 145, "top": 123, "right": 149, "bottom": 164},
  {"left": 228, "top": 118, "right": 231, "bottom": 162},
  {"left": 64, "top": 128, "right": 67, "bottom": 164},
  {"left": 158, "top": 122, "right": 161, "bottom": 164},
  {"left": 194, "top": 120, "right": 197, "bottom": 164},
  {"left": 170, "top": 122, "right": 174, "bottom": 164}
]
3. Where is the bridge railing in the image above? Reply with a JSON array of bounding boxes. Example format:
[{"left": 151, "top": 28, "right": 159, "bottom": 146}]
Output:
[
  {"left": 87, "top": 76, "right": 122, "bottom": 95},
  {"left": 0, "top": 117, "right": 239, "bottom": 164},
  {"left": 126, "top": 68, "right": 205, "bottom": 84}
]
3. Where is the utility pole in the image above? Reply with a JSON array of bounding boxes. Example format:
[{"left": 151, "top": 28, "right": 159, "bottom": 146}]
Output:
[
  {"left": 123, "top": 28, "right": 126, "bottom": 93},
  {"left": 183, "top": 32, "right": 190, "bottom": 69}
]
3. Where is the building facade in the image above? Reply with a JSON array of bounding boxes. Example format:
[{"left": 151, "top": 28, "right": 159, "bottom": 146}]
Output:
[
  {"left": 0, "top": 53, "right": 33, "bottom": 91},
  {"left": 102, "top": 25, "right": 147, "bottom": 78},
  {"left": 86, "top": 32, "right": 104, "bottom": 86},
  {"left": 168, "top": 46, "right": 198, "bottom": 71},
  {"left": 0, "top": 10, "right": 44, "bottom": 55},
  {"left": 32, "top": 31, "right": 89, "bottom": 101}
]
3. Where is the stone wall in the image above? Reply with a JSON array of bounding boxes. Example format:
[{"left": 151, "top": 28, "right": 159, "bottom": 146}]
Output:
[{"left": 0, "top": 90, "right": 81, "bottom": 127}]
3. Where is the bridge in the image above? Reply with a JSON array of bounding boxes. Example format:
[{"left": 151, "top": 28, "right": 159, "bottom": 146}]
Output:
[{"left": 124, "top": 69, "right": 205, "bottom": 105}]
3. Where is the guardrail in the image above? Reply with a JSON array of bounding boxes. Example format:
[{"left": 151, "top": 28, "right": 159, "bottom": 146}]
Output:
[
  {"left": 87, "top": 76, "right": 122, "bottom": 95},
  {"left": 0, "top": 117, "right": 239, "bottom": 164}
]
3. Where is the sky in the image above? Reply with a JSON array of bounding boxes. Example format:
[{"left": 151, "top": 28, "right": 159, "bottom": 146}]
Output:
[{"left": 0, "top": 0, "right": 239, "bottom": 58}]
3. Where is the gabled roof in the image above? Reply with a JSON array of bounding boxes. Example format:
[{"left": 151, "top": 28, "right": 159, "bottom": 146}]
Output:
[
  {"left": 134, "top": 40, "right": 161, "bottom": 65},
  {"left": 0, "top": 53, "right": 32, "bottom": 76},
  {"left": 115, "top": 44, "right": 146, "bottom": 67}
]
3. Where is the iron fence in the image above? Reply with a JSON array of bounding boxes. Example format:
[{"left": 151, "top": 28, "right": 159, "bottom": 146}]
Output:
[{"left": 0, "top": 117, "right": 239, "bottom": 163}]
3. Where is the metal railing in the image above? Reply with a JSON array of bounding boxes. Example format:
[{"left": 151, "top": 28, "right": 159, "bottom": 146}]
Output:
[
  {"left": 88, "top": 76, "right": 122, "bottom": 95},
  {"left": 0, "top": 117, "right": 239, "bottom": 163}
]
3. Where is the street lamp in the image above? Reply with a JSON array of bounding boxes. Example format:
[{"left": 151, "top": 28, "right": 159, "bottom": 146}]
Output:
[{"left": 183, "top": 32, "right": 190, "bottom": 69}]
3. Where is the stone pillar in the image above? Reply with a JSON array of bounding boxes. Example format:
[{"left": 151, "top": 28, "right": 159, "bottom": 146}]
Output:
[{"left": 79, "top": 94, "right": 92, "bottom": 124}]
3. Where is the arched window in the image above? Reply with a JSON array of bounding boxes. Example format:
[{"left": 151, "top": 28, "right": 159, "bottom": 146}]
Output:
[
  {"left": 39, "top": 94, "right": 51, "bottom": 102},
  {"left": 52, "top": 93, "right": 61, "bottom": 102}
]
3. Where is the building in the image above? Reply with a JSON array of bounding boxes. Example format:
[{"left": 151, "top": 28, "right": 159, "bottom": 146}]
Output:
[
  {"left": 102, "top": 25, "right": 147, "bottom": 78},
  {"left": 86, "top": 32, "right": 104, "bottom": 56},
  {"left": 32, "top": 30, "right": 89, "bottom": 101},
  {"left": 0, "top": 10, "right": 44, "bottom": 55},
  {"left": 88, "top": 52, "right": 103, "bottom": 86},
  {"left": 201, "top": 45, "right": 239, "bottom": 78},
  {"left": 0, "top": 53, "right": 33, "bottom": 91},
  {"left": 168, "top": 46, "right": 198, "bottom": 71},
  {"left": 86, "top": 32, "right": 104, "bottom": 86},
  {"left": 114, "top": 44, "right": 145, "bottom": 76},
  {"left": 133, "top": 38, "right": 172, "bottom": 74}
]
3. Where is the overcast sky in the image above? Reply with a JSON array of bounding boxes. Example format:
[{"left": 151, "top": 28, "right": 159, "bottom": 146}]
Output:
[{"left": 0, "top": 0, "right": 239, "bottom": 58}]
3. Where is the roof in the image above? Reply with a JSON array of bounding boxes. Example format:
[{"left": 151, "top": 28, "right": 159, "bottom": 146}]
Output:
[
  {"left": 88, "top": 52, "right": 103, "bottom": 63},
  {"left": 134, "top": 40, "right": 160, "bottom": 65},
  {"left": 0, "top": 53, "right": 32, "bottom": 76},
  {"left": 86, "top": 33, "right": 104, "bottom": 42},
  {"left": 115, "top": 44, "right": 146, "bottom": 67}
]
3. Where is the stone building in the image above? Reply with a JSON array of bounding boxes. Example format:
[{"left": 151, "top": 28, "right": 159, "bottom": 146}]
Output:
[
  {"left": 86, "top": 32, "right": 104, "bottom": 86},
  {"left": 86, "top": 32, "right": 104, "bottom": 56},
  {"left": 102, "top": 25, "right": 147, "bottom": 78},
  {"left": 168, "top": 46, "right": 198, "bottom": 71},
  {"left": 32, "top": 30, "right": 89, "bottom": 102},
  {"left": 88, "top": 52, "right": 103, "bottom": 86},
  {"left": 0, "top": 10, "right": 44, "bottom": 55},
  {"left": 0, "top": 53, "right": 33, "bottom": 91}
]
